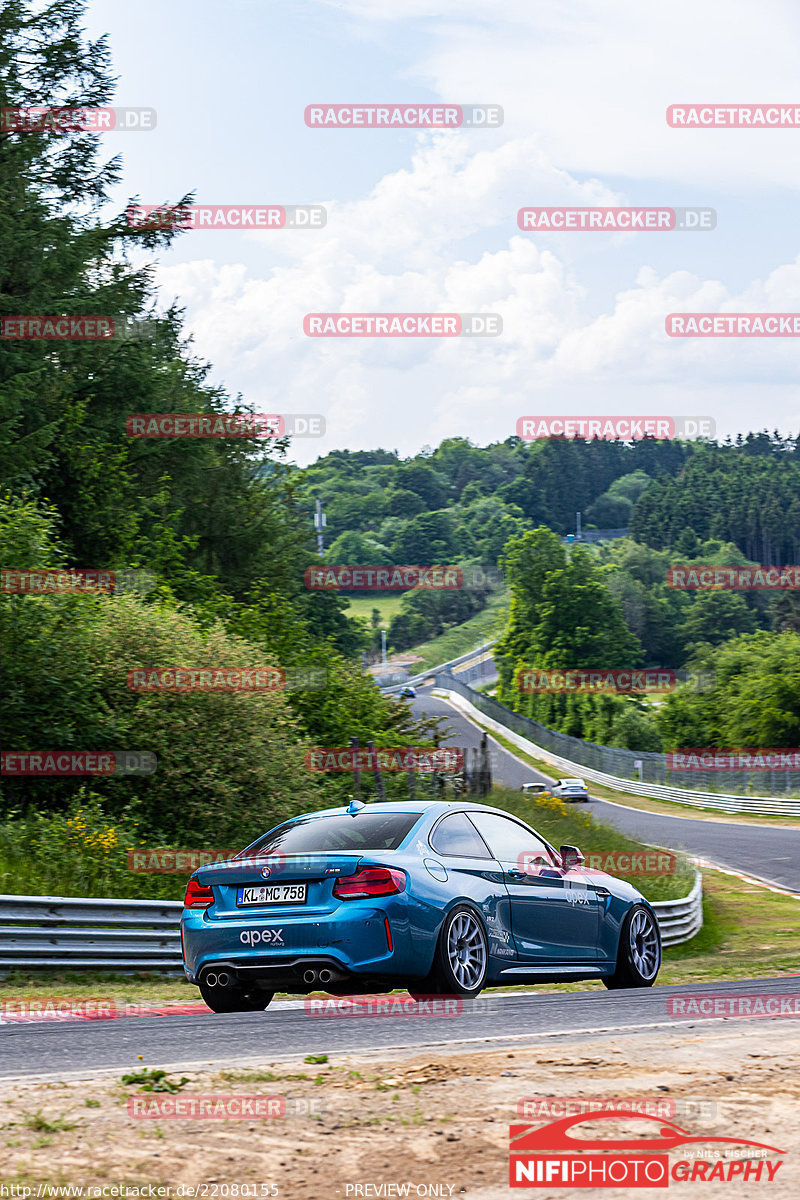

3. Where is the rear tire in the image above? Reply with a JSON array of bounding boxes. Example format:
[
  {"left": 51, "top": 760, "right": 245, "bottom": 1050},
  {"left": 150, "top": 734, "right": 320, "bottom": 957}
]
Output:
[
  {"left": 416, "top": 905, "right": 488, "bottom": 998},
  {"left": 199, "top": 980, "right": 274, "bottom": 1013},
  {"left": 603, "top": 904, "right": 661, "bottom": 990}
]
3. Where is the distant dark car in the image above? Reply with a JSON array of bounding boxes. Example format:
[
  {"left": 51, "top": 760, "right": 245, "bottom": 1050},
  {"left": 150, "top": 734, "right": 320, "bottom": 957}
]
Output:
[
  {"left": 551, "top": 778, "right": 590, "bottom": 803},
  {"left": 399, "top": 686, "right": 417, "bottom": 698}
]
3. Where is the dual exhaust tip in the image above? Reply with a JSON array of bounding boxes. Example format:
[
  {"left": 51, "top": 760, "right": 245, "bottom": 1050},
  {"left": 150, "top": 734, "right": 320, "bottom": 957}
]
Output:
[
  {"left": 204, "top": 967, "right": 334, "bottom": 988},
  {"left": 204, "top": 971, "right": 232, "bottom": 988},
  {"left": 304, "top": 968, "right": 333, "bottom": 985}
]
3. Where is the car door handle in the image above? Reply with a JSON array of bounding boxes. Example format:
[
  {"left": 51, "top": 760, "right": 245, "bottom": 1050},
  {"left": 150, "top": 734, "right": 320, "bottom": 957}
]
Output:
[
  {"left": 593, "top": 887, "right": 610, "bottom": 899},
  {"left": 507, "top": 869, "right": 526, "bottom": 879}
]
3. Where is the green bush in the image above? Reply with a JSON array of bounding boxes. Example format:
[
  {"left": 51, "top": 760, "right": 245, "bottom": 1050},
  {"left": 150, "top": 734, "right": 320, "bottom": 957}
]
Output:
[
  {"left": 0, "top": 593, "right": 320, "bottom": 843},
  {"left": 0, "top": 792, "right": 184, "bottom": 899}
]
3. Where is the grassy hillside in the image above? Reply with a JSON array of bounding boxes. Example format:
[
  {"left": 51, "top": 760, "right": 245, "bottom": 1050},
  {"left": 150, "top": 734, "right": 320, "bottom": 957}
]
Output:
[
  {"left": 343, "top": 593, "right": 408, "bottom": 628},
  {"left": 406, "top": 588, "right": 509, "bottom": 670}
]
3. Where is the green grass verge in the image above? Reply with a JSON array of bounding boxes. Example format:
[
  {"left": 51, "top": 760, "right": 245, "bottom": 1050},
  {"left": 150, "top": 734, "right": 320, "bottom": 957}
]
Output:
[{"left": 657, "top": 868, "right": 800, "bottom": 983}]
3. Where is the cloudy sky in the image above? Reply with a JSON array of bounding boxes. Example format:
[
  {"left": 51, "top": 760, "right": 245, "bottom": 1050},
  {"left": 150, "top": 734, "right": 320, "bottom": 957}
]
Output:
[{"left": 87, "top": 0, "right": 800, "bottom": 463}]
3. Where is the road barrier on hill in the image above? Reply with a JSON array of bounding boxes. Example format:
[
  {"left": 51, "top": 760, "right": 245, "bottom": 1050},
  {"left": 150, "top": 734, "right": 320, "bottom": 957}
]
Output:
[
  {"left": 0, "top": 871, "right": 702, "bottom": 972},
  {"left": 436, "top": 674, "right": 800, "bottom": 813},
  {"left": 380, "top": 640, "right": 497, "bottom": 694}
]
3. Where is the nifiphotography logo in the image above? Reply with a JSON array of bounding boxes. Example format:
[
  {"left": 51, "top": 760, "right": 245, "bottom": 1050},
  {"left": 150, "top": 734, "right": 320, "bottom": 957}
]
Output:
[{"left": 509, "top": 1110, "right": 786, "bottom": 1187}]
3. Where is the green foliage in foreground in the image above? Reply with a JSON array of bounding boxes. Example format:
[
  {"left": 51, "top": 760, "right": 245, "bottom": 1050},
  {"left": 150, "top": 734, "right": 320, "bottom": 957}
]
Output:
[
  {"left": 0, "top": 495, "right": 435, "bottom": 841},
  {"left": 0, "top": 786, "right": 695, "bottom": 903}
]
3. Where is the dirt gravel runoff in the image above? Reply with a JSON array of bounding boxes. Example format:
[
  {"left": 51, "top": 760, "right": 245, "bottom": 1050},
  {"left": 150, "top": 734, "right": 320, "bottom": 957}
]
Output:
[{"left": 0, "top": 1020, "right": 798, "bottom": 1198}]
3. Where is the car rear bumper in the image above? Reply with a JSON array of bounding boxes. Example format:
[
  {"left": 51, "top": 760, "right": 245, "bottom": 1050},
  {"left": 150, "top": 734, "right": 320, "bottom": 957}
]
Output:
[
  {"left": 185, "top": 954, "right": 355, "bottom": 990},
  {"left": 181, "top": 897, "right": 426, "bottom": 985}
]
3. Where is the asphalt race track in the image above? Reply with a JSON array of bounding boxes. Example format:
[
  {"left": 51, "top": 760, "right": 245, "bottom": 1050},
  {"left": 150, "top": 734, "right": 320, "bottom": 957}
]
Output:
[
  {"left": 413, "top": 690, "right": 800, "bottom": 892},
  {"left": 2, "top": 977, "right": 799, "bottom": 1078}
]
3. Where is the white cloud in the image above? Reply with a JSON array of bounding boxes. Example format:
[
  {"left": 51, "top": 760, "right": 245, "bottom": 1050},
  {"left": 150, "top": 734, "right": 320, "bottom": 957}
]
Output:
[
  {"left": 146, "top": 0, "right": 800, "bottom": 460},
  {"left": 325, "top": 0, "right": 800, "bottom": 189}
]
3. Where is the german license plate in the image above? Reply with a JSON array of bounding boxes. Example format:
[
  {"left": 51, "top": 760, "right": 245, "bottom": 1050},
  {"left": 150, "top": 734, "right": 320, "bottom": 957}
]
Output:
[{"left": 237, "top": 884, "right": 307, "bottom": 906}]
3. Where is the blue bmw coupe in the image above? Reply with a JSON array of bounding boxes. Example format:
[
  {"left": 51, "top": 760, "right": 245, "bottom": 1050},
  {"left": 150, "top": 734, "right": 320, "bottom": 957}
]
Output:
[{"left": 181, "top": 799, "right": 661, "bottom": 1012}]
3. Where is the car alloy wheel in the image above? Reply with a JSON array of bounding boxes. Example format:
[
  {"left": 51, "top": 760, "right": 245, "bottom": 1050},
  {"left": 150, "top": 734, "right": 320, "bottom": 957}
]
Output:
[
  {"left": 440, "top": 906, "right": 488, "bottom": 995},
  {"left": 628, "top": 907, "right": 660, "bottom": 981},
  {"left": 603, "top": 903, "right": 661, "bottom": 989}
]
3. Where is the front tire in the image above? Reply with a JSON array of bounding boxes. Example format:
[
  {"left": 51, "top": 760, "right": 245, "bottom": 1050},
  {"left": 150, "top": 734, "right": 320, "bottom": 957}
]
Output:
[
  {"left": 199, "top": 979, "right": 274, "bottom": 1013},
  {"left": 603, "top": 904, "right": 661, "bottom": 990}
]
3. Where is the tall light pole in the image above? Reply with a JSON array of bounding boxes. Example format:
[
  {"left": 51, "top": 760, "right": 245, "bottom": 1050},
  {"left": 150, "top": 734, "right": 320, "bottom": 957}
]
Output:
[{"left": 314, "top": 499, "right": 326, "bottom": 554}]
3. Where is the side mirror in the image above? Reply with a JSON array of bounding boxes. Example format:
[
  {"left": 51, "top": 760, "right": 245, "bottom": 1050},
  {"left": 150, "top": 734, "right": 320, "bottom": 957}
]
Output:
[{"left": 560, "top": 844, "right": 584, "bottom": 870}]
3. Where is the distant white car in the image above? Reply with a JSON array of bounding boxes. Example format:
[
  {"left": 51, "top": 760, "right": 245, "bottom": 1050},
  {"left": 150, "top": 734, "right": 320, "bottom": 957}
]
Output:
[
  {"left": 551, "top": 777, "right": 590, "bottom": 803},
  {"left": 520, "top": 782, "right": 549, "bottom": 796}
]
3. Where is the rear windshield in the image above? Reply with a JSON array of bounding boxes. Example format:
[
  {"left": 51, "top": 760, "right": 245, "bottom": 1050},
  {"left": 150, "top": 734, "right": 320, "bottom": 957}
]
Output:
[{"left": 243, "top": 812, "right": 422, "bottom": 855}]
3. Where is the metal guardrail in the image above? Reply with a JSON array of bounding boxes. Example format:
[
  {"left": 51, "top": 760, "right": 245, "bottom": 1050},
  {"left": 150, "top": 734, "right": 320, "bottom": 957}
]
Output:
[
  {"left": 437, "top": 675, "right": 800, "bottom": 813},
  {"left": 381, "top": 640, "right": 497, "bottom": 694},
  {"left": 650, "top": 872, "right": 703, "bottom": 947},
  {"left": 0, "top": 866, "right": 703, "bottom": 972},
  {"left": 0, "top": 894, "right": 184, "bottom": 971}
]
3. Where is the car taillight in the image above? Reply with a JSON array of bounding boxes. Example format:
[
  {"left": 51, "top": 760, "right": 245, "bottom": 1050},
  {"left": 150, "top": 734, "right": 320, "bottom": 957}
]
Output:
[
  {"left": 184, "top": 878, "right": 214, "bottom": 908},
  {"left": 332, "top": 866, "right": 406, "bottom": 900}
]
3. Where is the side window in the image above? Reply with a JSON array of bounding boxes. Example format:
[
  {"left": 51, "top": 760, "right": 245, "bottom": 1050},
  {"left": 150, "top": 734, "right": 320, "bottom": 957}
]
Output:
[
  {"left": 467, "top": 812, "right": 554, "bottom": 863},
  {"left": 430, "top": 812, "right": 493, "bottom": 859}
]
